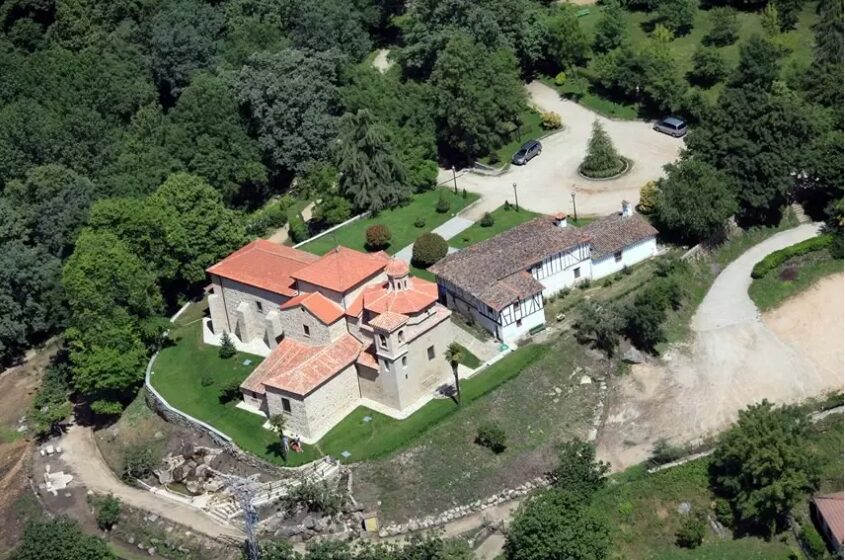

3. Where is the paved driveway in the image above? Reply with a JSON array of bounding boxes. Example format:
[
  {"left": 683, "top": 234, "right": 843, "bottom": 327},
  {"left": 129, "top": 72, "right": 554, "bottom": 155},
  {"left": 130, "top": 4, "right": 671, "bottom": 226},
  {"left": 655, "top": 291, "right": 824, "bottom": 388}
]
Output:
[
  {"left": 443, "top": 81, "right": 684, "bottom": 220},
  {"left": 596, "top": 223, "right": 845, "bottom": 470},
  {"left": 393, "top": 216, "right": 474, "bottom": 262}
]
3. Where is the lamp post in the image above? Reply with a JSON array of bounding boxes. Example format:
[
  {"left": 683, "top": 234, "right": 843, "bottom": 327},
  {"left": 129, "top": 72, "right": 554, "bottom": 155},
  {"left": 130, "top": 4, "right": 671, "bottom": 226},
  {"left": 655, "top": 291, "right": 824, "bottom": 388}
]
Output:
[
  {"left": 512, "top": 182, "right": 519, "bottom": 212},
  {"left": 571, "top": 191, "right": 578, "bottom": 223},
  {"left": 451, "top": 166, "right": 458, "bottom": 194}
]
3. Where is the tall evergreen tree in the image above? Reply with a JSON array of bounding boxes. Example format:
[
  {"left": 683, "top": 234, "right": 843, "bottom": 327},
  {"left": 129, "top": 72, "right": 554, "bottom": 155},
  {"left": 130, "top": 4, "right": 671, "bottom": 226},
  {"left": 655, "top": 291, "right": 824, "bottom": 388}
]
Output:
[
  {"left": 336, "top": 109, "right": 410, "bottom": 213},
  {"left": 580, "top": 121, "right": 624, "bottom": 177}
]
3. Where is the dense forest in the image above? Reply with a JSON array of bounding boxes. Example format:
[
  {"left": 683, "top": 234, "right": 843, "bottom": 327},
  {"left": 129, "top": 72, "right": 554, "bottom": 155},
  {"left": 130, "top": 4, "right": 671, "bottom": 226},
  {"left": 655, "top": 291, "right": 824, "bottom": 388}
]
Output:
[{"left": 0, "top": 0, "right": 841, "bottom": 420}]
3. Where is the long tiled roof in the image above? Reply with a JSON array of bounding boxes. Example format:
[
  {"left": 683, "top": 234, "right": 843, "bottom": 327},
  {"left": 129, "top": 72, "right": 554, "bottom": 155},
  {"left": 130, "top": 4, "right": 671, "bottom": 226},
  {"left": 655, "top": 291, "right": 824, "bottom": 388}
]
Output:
[
  {"left": 430, "top": 216, "right": 589, "bottom": 309},
  {"left": 279, "top": 291, "right": 344, "bottom": 325},
  {"left": 813, "top": 492, "right": 844, "bottom": 547},
  {"left": 241, "top": 334, "right": 362, "bottom": 396},
  {"left": 291, "top": 246, "right": 389, "bottom": 293},
  {"left": 207, "top": 240, "right": 319, "bottom": 296},
  {"left": 582, "top": 212, "right": 658, "bottom": 259}
]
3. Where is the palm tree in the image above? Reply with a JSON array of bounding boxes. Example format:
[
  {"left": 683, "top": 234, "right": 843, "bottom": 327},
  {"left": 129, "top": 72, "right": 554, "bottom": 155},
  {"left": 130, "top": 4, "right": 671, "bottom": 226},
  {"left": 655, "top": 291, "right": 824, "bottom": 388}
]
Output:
[{"left": 444, "top": 342, "right": 465, "bottom": 403}]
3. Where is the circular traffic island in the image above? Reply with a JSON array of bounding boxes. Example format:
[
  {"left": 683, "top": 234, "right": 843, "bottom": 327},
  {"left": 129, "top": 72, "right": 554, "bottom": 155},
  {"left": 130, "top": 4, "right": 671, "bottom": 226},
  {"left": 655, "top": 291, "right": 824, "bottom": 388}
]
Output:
[
  {"left": 578, "top": 156, "right": 632, "bottom": 181},
  {"left": 578, "top": 120, "right": 633, "bottom": 181}
]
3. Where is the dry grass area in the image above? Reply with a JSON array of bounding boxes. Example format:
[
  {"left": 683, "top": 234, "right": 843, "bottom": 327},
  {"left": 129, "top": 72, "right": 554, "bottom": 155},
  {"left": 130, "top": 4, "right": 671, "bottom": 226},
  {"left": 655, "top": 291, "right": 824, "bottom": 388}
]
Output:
[{"left": 351, "top": 336, "right": 606, "bottom": 523}]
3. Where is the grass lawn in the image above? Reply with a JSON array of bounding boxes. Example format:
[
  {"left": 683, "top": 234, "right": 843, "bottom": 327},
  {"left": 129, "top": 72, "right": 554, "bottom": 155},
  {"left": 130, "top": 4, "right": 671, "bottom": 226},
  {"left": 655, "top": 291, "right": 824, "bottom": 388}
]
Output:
[
  {"left": 315, "top": 344, "right": 547, "bottom": 463},
  {"left": 558, "top": 2, "right": 819, "bottom": 116},
  {"left": 352, "top": 336, "right": 605, "bottom": 521},
  {"left": 455, "top": 343, "right": 481, "bottom": 369},
  {"left": 749, "top": 249, "right": 842, "bottom": 311},
  {"left": 480, "top": 107, "right": 547, "bottom": 166},
  {"left": 450, "top": 205, "right": 540, "bottom": 249},
  {"left": 297, "top": 188, "right": 478, "bottom": 256},
  {"left": 150, "top": 320, "right": 321, "bottom": 466}
]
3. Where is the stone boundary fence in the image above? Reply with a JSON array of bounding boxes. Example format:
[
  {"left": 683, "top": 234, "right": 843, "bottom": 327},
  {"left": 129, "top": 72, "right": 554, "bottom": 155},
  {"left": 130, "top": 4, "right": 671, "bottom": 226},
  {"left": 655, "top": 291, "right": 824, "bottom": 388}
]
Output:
[{"left": 143, "top": 303, "right": 329, "bottom": 473}]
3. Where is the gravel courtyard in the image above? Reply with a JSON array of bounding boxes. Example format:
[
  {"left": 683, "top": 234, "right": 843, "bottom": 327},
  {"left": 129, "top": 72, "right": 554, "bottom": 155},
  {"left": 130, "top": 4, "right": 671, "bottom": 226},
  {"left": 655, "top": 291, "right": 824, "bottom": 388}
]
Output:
[{"left": 445, "top": 81, "right": 684, "bottom": 220}]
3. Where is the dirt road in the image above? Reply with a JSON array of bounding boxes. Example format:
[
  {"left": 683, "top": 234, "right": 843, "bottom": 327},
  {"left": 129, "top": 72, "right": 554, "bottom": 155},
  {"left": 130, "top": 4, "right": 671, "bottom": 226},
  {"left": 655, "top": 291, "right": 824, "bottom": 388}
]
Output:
[
  {"left": 597, "top": 223, "right": 844, "bottom": 470},
  {"left": 444, "top": 81, "right": 683, "bottom": 220},
  {"left": 58, "top": 425, "right": 244, "bottom": 540}
]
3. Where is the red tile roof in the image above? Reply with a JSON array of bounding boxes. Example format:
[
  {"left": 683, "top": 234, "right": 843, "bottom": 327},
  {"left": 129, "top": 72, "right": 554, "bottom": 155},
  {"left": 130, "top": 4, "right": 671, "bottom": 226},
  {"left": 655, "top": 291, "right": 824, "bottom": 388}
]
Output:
[
  {"left": 279, "top": 291, "right": 344, "bottom": 325},
  {"left": 292, "top": 247, "right": 389, "bottom": 293},
  {"left": 814, "top": 492, "right": 844, "bottom": 548},
  {"left": 368, "top": 311, "right": 409, "bottom": 332},
  {"left": 385, "top": 258, "right": 409, "bottom": 277},
  {"left": 355, "top": 344, "right": 379, "bottom": 369},
  {"left": 207, "top": 240, "right": 319, "bottom": 296},
  {"left": 241, "top": 334, "right": 363, "bottom": 396},
  {"left": 362, "top": 277, "right": 438, "bottom": 316}
]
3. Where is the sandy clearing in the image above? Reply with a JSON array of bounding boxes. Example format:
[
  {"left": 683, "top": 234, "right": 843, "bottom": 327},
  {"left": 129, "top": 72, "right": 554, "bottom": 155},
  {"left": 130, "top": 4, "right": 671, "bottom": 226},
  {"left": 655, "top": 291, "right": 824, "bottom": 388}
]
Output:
[{"left": 764, "top": 273, "right": 844, "bottom": 383}]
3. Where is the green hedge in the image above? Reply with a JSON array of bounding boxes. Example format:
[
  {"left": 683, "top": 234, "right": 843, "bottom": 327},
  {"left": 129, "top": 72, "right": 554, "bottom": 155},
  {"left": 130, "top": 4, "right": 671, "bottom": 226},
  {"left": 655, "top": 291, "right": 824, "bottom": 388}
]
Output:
[{"left": 751, "top": 235, "right": 833, "bottom": 279}]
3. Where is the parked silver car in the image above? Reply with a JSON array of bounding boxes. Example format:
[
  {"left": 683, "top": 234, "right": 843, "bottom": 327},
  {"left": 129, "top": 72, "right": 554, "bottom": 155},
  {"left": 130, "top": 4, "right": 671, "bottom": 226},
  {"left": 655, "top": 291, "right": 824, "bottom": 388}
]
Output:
[
  {"left": 653, "top": 117, "right": 687, "bottom": 137},
  {"left": 511, "top": 139, "right": 542, "bottom": 165}
]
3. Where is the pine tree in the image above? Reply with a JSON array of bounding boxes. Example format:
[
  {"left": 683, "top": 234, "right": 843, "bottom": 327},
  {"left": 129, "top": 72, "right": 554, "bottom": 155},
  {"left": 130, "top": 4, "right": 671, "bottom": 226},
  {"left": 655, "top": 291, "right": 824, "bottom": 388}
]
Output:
[{"left": 580, "top": 121, "right": 624, "bottom": 178}]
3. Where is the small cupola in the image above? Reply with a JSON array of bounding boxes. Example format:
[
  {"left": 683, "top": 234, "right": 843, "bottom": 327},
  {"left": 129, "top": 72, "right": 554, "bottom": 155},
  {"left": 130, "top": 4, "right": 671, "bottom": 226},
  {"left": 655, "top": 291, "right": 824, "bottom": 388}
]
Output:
[
  {"left": 385, "top": 258, "right": 410, "bottom": 291},
  {"left": 552, "top": 212, "right": 568, "bottom": 228}
]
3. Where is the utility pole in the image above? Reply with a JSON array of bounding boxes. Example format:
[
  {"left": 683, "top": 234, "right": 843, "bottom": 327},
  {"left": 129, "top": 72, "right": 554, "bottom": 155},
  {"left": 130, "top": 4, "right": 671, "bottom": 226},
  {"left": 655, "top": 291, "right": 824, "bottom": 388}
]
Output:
[
  {"left": 220, "top": 474, "right": 263, "bottom": 560},
  {"left": 512, "top": 182, "right": 520, "bottom": 212},
  {"left": 571, "top": 191, "right": 578, "bottom": 223},
  {"left": 451, "top": 166, "right": 458, "bottom": 194}
]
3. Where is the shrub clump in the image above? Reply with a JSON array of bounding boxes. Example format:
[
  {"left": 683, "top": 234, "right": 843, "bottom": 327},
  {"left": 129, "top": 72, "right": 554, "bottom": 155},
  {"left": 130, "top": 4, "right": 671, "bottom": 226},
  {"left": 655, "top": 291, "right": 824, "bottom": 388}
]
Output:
[
  {"left": 412, "top": 233, "right": 448, "bottom": 268},
  {"left": 91, "top": 494, "right": 121, "bottom": 530},
  {"left": 675, "top": 512, "right": 706, "bottom": 549},
  {"left": 554, "top": 71, "right": 567, "bottom": 86},
  {"left": 365, "top": 224, "right": 392, "bottom": 250},
  {"left": 637, "top": 181, "right": 659, "bottom": 214},
  {"left": 288, "top": 213, "right": 309, "bottom": 243},
  {"left": 218, "top": 380, "right": 241, "bottom": 404},
  {"left": 799, "top": 521, "right": 827, "bottom": 560},
  {"left": 476, "top": 422, "right": 507, "bottom": 453},
  {"left": 541, "top": 111, "right": 562, "bottom": 130},
  {"left": 218, "top": 331, "right": 236, "bottom": 359},
  {"left": 413, "top": 217, "right": 426, "bottom": 228},
  {"left": 435, "top": 190, "right": 451, "bottom": 213},
  {"left": 579, "top": 121, "right": 626, "bottom": 179},
  {"left": 480, "top": 212, "right": 495, "bottom": 227},
  {"left": 122, "top": 445, "right": 154, "bottom": 481},
  {"left": 751, "top": 235, "right": 833, "bottom": 278}
]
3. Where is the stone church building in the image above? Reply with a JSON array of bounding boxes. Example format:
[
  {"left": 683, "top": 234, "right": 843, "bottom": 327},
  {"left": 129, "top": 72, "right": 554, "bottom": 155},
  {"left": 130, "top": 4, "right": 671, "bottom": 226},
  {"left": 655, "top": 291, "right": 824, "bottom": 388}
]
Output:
[{"left": 205, "top": 241, "right": 453, "bottom": 442}]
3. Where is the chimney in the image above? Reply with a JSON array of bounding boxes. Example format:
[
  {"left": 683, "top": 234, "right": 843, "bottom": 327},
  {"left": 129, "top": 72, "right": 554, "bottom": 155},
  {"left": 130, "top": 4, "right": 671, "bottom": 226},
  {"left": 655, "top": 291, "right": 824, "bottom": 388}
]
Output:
[
  {"left": 621, "top": 200, "right": 632, "bottom": 217},
  {"left": 552, "top": 212, "right": 568, "bottom": 228}
]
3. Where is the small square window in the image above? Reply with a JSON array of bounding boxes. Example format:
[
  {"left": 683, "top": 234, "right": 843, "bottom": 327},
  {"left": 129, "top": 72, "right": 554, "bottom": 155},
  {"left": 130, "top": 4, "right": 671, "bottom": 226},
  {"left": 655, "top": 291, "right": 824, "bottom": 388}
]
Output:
[
  {"left": 614, "top": 251, "right": 623, "bottom": 263},
  {"left": 303, "top": 324, "right": 310, "bottom": 337},
  {"left": 256, "top": 300, "right": 264, "bottom": 312},
  {"left": 574, "top": 267, "right": 581, "bottom": 279},
  {"left": 281, "top": 397, "right": 291, "bottom": 413},
  {"left": 427, "top": 346, "right": 435, "bottom": 360}
]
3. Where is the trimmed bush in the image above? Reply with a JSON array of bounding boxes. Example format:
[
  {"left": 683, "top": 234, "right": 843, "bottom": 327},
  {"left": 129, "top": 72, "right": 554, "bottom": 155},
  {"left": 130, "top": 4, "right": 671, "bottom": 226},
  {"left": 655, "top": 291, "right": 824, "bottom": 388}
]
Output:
[
  {"left": 288, "top": 213, "right": 309, "bottom": 243},
  {"left": 412, "top": 233, "right": 448, "bottom": 268},
  {"left": 637, "top": 181, "right": 660, "bottom": 214},
  {"left": 541, "top": 111, "right": 562, "bottom": 130},
  {"left": 219, "top": 332, "right": 236, "bottom": 359},
  {"left": 365, "top": 224, "right": 392, "bottom": 250},
  {"left": 200, "top": 375, "right": 214, "bottom": 387},
  {"left": 435, "top": 190, "right": 451, "bottom": 213},
  {"left": 480, "top": 212, "right": 495, "bottom": 227},
  {"left": 413, "top": 217, "right": 426, "bottom": 228},
  {"left": 751, "top": 235, "right": 834, "bottom": 279},
  {"left": 218, "top": 380, "right": 241, "bottom": 404},
  {"left": 476, "top": 422, "right": 507, "bottom": 453}
]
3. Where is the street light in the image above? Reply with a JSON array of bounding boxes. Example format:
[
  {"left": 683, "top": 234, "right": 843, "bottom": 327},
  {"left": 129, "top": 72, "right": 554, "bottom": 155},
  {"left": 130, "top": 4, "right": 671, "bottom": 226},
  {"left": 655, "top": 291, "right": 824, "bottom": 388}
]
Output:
[
  {"left": 571, "top": 191, "right": 578, "bottom": 223},
  {"left": 512, "top": 182, "right": 519, "bottom": 212},
  {"left": 451, "top": 166, "right": 458, "bottom": 194}
]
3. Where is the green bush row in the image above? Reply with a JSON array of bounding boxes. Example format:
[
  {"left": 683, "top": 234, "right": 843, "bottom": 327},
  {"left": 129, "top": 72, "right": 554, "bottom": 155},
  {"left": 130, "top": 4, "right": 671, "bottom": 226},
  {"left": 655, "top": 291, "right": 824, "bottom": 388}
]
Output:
[{"left": 750, "top": 235, "right": 833, "bottom": 279}]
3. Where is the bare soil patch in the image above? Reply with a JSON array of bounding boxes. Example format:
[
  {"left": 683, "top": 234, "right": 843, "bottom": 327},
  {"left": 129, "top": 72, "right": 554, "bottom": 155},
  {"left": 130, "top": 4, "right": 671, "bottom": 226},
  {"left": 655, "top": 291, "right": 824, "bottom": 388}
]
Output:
[{"left": 763, "top": 273, "right": 844, "bottom": 382}]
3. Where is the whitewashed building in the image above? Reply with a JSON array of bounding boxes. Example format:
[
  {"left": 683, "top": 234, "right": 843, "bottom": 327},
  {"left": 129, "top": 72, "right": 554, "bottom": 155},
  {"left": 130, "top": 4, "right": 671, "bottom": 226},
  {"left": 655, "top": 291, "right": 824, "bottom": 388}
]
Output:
[{"left": 431, "top": 202, "right": 658, "bottom": 341}]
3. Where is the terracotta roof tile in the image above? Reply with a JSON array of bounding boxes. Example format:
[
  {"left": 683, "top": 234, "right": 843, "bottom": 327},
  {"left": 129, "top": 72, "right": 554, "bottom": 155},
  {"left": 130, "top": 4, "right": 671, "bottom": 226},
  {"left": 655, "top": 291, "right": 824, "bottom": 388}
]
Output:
[
  {"left": 292, "top": 247, "right": 389, "bottom": 293},
  {"left": 581, "top": 212, "right": 658, "bottom": 259},
  {"left": 478, "top": 271, "right": 545, "bottom": 311},
  {"left": 355, "top": 344, "right": 379, "bottom": 369},
  {"left": 241, "top": 334, "right": 363, "bottom": 396},
  {"left": 368, "top": 311, "right": 409, "bottom": 332},
  {"left": 363, "top": 277, "right": 438, "bottom": 315},
  {"left": 430, "top": 216, "right": 589, "bottom": 305},
  {"left": 207, "top": 240, "right": 319, "bottom": 296},
  {"left": 813, "top": 492, "right": 844, "bottom": 547},
  {"left": 279, "top": 291, "right": 344, "bottom": 324},
  {"left": 385, "top": 258, "right": 409, "bottom": 277}
]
